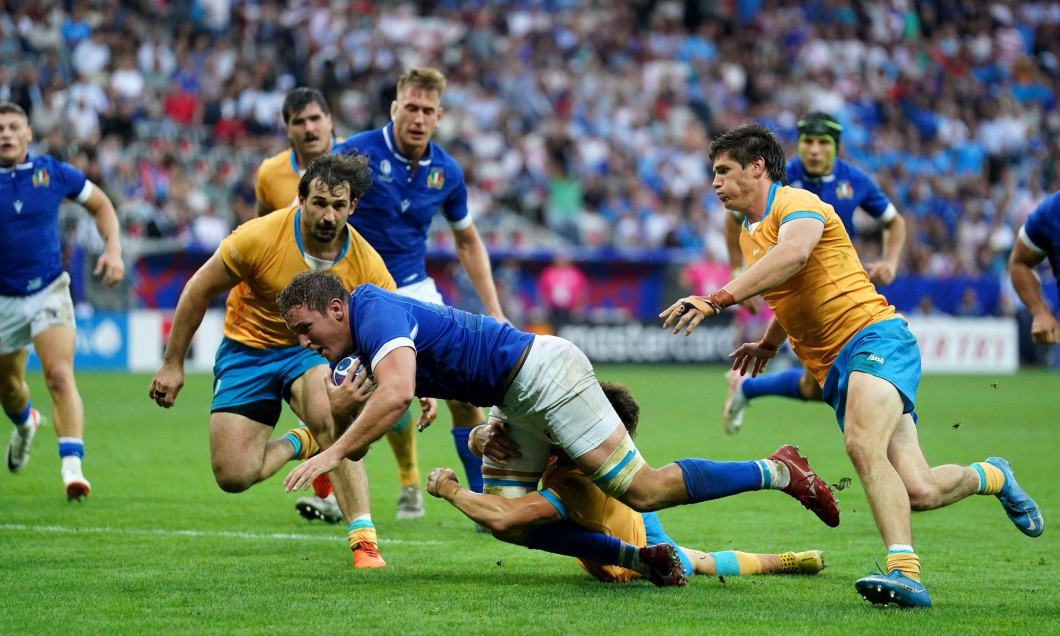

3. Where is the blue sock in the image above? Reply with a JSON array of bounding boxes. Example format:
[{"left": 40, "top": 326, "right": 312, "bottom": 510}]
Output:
[
  {"left": 58, "top": 437, "right": 85, "bottom": 460},
  {"left": 675, "top": 458, "right": 763, "bottom": 504},
  {"left": 742, "top": 368, "right": 804, "bottom": 400},
  {"left": 527, "top": 520, "right": 635, "bottom": 566},
  {"left": 5, "top": 403, "right": 31, "bottom": 427},
  {"left": 451, "top": 427, "right": 484, "bottom": 493}
]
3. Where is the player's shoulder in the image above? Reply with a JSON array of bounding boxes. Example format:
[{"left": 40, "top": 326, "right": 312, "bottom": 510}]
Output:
[
  {"left": 257, "top": 149, "right": 292, "bottom": 176},
  {"left": 776, "top": 184, "right": 825, "bottom": 209},
  {"left": 834, "top": 158, "right": 874, "bottom": 184},
  {"left": 229, "top": 205, "right": 295, "bottom": 240}
]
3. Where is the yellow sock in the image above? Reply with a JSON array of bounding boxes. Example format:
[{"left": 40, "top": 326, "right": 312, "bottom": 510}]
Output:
[
  {"left": 974, "top": 462, "right": 1005, "bottom": 495},
  {"left": 734, "top": 551, "right": 763, "bottom": 575},
  {"left": 386, "top": 424, "right": 420, "bottom": 488},
  {"left": 886, "top": 551, "right": 921, "bottom": 582},
  {"left": 348, "top": 522, "right": 377, "bottom": 549},
  {"left": 284, "top": 427, "right": 318, "bottom": 461}
]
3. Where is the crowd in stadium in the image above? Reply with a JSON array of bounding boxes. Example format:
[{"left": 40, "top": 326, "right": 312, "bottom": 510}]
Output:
[{"left": 2, "top": 0, "right": 1058, "bottom": 289}]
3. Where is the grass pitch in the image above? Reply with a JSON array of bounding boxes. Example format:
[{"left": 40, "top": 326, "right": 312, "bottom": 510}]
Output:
[{"left": 2, "top": 366, "right": 1058, "bottom": 635}]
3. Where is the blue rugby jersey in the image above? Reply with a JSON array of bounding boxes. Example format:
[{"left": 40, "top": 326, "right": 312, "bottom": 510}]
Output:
[
  {"left": 0, "top": 154, "right": 90, "bottom": 296},
  {"left": 787, "top": 156, "right": 895, "bottom": 237},
  {"left": 1020, "top": 190, "right": 1060, "bottom": 304},
  {"left": 334, "top": 124, "right": 471, "bottom": 288},
  {"left": 347, "top": 284, "right": 533, "bottom": 407}
]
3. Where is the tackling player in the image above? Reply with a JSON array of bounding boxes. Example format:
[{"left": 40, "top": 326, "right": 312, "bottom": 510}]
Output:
[
  {"left": 721, "top": 112, "right": 907, "bottom": 435},
  {"left": 428, "top": 381, "right": 826, "bottom": 585},
  {"left": 149, "top": 154, "right": 394, "bottom": 568}
]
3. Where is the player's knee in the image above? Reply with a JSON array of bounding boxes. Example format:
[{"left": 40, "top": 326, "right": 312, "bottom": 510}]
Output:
[
  {"left": 212, "top": 464, "right": 255, "bottom": 493},
  {"left": 40, "top": 364, "right": 75, "bottom": 397}
]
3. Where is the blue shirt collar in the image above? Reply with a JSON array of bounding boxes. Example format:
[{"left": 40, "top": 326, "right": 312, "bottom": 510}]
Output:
[{"left": 382, "top": 122, "right": 433, "bottom": 167}]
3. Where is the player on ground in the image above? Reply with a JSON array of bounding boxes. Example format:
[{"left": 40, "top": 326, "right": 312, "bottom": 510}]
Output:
[
  {"left": 428, "top": 381, "right": 827, "bottom": 585},
  {"left": 662, "top": 123, "right": 1043, "bottom": 608},
  {"left": 149, "top": 154, "right": 393, "bottom": 568},
  {"left": 1, "top": 101, "right": 124, "bottom": 500},
  {"left": 721, "top": 112, "right": 907, "bottom": 435},
  {"left": 276, "top": 271, "right": 840, "bottom": 574},
  {"left": 256, "top": 87, "right": 420, "bottom": 524},
  {"left": 1010, "top": 190, "right": 1060, "bottom": 344},
  {"left": 332, "top": 68, "right": 508, "bottom": 519}
]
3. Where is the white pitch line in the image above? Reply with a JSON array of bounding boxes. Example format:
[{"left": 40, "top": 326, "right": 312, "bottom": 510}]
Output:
[{"left": 0, "top": 523, "right": 445, "bottom": 545}]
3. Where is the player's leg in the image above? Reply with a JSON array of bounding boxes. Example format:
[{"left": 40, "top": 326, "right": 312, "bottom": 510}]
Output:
[
  {"left": 843, "top": 371, "right": 931, "bottom": 607},
  {"left": 289, "top": 364, "right": 384, "bottom": 568},
  {"left": 0, "top": 348, "right": 41, "bottom": 474},
  {"left": 32, "top": 324, "right": 90, "bottom": 499},
  {"left": 888, "top": 412, "right": 1042, "bottom": 535},
  {"left": 722, "top": 367, "right": 823, "bottom": 436},
  {"left": 680, "top": 547, "right": 826, "bottom": 576},
  {"left": 448, "top": 399, "right": 486, "bottom": 493},
  {"left": 386, "top": 411, "right": 423, "bottom": 519}
]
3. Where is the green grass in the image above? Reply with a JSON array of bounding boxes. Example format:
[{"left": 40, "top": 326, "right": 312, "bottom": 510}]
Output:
[{"left": 2, "top": 367, "right": 1058, "bottom": 635}]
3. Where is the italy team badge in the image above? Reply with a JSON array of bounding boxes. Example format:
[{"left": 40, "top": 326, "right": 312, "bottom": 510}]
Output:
[{"left": 427, "top": 167, "right": 444, "bottom": 190}]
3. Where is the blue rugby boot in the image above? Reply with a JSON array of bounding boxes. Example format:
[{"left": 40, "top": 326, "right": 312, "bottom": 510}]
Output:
[
  {"left": 985, "top": 457, "right": 1043, "bottom": 537},
  {"left": 855, "top": 570, "right": 932, "bottom": 608}
]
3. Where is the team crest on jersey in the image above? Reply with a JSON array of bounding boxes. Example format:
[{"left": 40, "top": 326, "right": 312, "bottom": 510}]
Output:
[
  {"left": 836, "top": 181, "right": 853, "bottom": 199},
  {"left": 380, "top": 159, "right": 392, "bottom": 176},
  {"left": 427, "top": 167, "right": 444, "bottom": 190},
  {"left": 32, "top": 168, "right": 50, "bottom": 187}
]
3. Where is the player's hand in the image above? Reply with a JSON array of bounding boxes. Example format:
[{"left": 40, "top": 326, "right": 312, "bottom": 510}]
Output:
[
  {"left": 426, "top": 467, "right": 459, "bottom": 499},
  {"left": 325, "top": 359, "right": 374, "bottom": 420},
  {"left": 1030, "top": 311, "right": 1060, "bottom": 344},
  {"left": 728, "top": 341, "right": 781, "bottom": 378},
  {"left": 94, "top": 250, "right": 125, "bottom": 287},
  {"left": 416, "top": 397, "right": 438, "bottom": 432},
  {"left": 472, "top": 422, "right": 522, "bottom": 465},
  {"left": 865, "top": 261, "right": 897, "bottom": 286},
  {"left": 659, "top": 296, "right": 719, "bottom": 335},
  {"left": 149, "top": 362, "right": 184, "bottom": 408},
  {"left": 284, "top": 446, "right": 343, "bottom": 493}
]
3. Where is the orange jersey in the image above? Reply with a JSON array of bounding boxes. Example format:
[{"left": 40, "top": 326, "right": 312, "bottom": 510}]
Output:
[
  {"left": 740, "top": 184, "right": 899, "bottom": 385},
  {"left": 218, "top": 205, "right": 395, "bottom": 348},
  {"left": 542, "top": 461, "right": 645, "bottom": 583}
]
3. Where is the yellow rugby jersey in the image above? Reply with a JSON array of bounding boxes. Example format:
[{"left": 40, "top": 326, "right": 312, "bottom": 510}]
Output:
[
  {"left": 218, "top": 205, "right": 396, "bottom": 348},
  {"left": 740, "top": 184, "right": 899, "bottom": 386},
  {"left": 542, "top": 461, "right": 645, "bottom": 583},
  {"left": 255, "top": 139, "right": 344, "bottom": 214}
]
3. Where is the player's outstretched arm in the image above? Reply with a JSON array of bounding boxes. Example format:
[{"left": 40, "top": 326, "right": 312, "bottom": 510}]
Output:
[
  {"left": 149, "top": 251, "right": 241, "bottom": 408},
  {"left": 452, "top": 224, "right": 507, "bottom": 322},
  {"left": 427, "top": 467, "right": 559, "bottom": 535},
  {"left": 865, "top": 212, "right": 906, "bottom": 286},
  {"left": 82, "top": 182, "right": 125, "bottom": 287}
]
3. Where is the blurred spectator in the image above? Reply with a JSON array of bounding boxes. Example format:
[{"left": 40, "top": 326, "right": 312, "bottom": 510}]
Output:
[{"left": 536, "top": 253, "right": 590, "bottom": 330}]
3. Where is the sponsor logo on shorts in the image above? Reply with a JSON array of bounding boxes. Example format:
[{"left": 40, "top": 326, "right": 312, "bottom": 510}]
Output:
[{"left": 868, "top": 354, "right": 885, "bottom": 364}]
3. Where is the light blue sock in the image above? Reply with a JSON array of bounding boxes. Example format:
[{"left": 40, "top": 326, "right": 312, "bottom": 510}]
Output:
[
  {"left": 675, "top": 458, "right": 763, "bottom": 503},
  {"left": 742, "top": 368, "right": 805, "bottom": 400}
]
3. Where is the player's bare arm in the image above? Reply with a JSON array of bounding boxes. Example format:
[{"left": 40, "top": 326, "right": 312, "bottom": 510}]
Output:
[
  {"left": 285, "top": 347, "right": 417, "bottom": 491},
  {"left": 149, "top": 251, "right": 242, "bottom": 408},
  {"left": 82, "top": 182, "right": 125, "bottom": 287},
  {"left": 1009, "top": 236, "right": 1060, "bottom": 344},
  {"left": 661, "top": 217, "right": 823, "bottom": 335},
  {"left": 426, "top": 467, "right": 560, "bottom": 534},
  {"left": 864, "top": 212, "right": 906, "bottom": 286},
  {"left": 452, "top": 224, "right": 507, "bottom": 322}
]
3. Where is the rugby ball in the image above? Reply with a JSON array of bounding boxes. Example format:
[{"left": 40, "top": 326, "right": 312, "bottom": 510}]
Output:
[{"left": 331, "top": 356, "right": 363, "bottom": 385}]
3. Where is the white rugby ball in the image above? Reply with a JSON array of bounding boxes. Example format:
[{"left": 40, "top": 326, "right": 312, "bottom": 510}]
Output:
[{"left": 331, "top": 356, "right": 363, "bottom": 385}]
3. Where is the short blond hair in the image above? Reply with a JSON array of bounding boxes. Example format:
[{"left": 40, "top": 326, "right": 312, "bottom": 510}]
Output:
[{"left": 396, "top": 67, "right": 447, "bottom": 96}]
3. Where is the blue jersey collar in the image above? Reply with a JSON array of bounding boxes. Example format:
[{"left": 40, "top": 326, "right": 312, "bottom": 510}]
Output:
[
  {"left": 293, "top": 208, "right": 351, "bottom": 264},
  {"left": 383, "top": 122, "right": 433, "bottom": 167},
  {"left": 745, "top": 182, "right": 782, "bottom": 232},
  {"left": 0, "top": 159, "right": 34, "bottom": 173}
]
